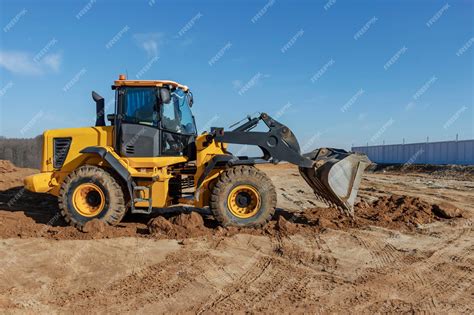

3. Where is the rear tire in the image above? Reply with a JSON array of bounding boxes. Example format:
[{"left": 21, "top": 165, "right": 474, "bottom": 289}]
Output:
[
  {"left": 58, "top": 165, "right": 127, "bottom": 229},
  {"left": 210, "top": 165, "right": 276, "bottom": 227}
]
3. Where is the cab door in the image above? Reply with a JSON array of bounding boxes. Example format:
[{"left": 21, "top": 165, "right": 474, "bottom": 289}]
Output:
[
  {"left": 159, "top": 89, "right": 197, "bottom": 157},
  {"left": 116, "top": 87, "right": 161, "bottom": 157}
]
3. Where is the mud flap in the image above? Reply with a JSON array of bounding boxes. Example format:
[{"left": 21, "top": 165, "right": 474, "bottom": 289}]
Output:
[{"left": 299, "top": 148, "right": 370, "bottom": 216}]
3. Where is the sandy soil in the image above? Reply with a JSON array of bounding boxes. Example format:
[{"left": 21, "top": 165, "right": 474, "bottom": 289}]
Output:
[{"left": 0, "top": 160, "right": 472, "bottom": 313}]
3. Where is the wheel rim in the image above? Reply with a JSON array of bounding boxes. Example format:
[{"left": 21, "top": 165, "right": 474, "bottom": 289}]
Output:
[
  {"left": 72, "top": 183, "right": 105, "bottom": 217},
  {"left": 227, "top": 185, "right": 261, "bottom": 219}
]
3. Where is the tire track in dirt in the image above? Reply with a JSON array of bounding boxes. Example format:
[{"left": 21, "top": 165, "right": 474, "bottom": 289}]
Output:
[
  {"left": 196, "top": 237, "right": 291, "bottom": 312},
  {"left": 197, "top": 256, "right": 273, "bottom": 313},
  {"left": 349, "top": 224, "right": 473, "bottom": 313},
  {"left": 308, "top": 222, "right": 472, "bottom": 313},
  {"left": 351, "top": 232, "right": 406, "bottom": 270},
  {"left": 198, "top": 233, "right": 348, "bottom": 313},
  {"left": 401, "top": 226, "right": 473, "bottom": 312},
  {"left": 49, "top": 249, "right": 213, "bottom": 312}
]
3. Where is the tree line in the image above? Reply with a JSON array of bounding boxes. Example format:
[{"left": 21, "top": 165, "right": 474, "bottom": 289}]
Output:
[{"left": 0, "top": 136, "right": 43, "bottom": 169}]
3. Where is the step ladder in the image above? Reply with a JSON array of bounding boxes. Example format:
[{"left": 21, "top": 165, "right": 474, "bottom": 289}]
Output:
[{"left": 131, "top": 185, "right": 153, "bottom": 214}]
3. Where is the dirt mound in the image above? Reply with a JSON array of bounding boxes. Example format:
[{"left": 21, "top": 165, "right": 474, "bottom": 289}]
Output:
[
  {"left": 275, "top": 215, "right": 298, "bottom": 235},
  {"left": 171, "top": 211, "right": 204, "bottom": 228},
  {"left": 354, "top": 195, "right": 462, "bottom": 230},
  {"left": 82, "top": 219, "right": 106, "bottom": 233},
  {"left": 303, "top": 194, "right": 464, "bottom": 232},
  {"left": 148, "top": 212, "right": 210, "bottom": 239},
  {"left": 0, "top": 210, "right": 143, "bottom": 240},
  {"left": 0, "top": 160, "right": 17, "bottom": 173},
  {"left": 0, "top": 193, "right": 463, "bottom": 240},
  {"left": 0, "top": 160, "right": 38, "bottom": 190}
]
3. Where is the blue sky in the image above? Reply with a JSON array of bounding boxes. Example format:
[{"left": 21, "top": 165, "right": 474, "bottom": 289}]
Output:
[{"left": 0, "top": 0, "right": 472, "bottom": 151}]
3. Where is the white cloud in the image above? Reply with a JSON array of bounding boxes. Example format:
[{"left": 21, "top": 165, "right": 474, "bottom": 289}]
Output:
[
  {"left": 133, "top": 33, "right": 164, "bottom": 58},
  {"left": 0, "top": 50, "right": 62, "bottom": 75},
  {"left": 42, "top": 53, "right": 62, "bottom": 72}
]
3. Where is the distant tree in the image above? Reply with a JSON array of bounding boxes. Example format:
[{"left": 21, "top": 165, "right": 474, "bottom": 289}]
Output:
[{"left": 0, "top": 136, "right": 42, "bottom": 169}]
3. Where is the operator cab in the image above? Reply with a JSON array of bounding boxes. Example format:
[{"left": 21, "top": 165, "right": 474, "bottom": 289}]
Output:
[{"left": 98, "top": 75, "right": 197, "bottom": 158}]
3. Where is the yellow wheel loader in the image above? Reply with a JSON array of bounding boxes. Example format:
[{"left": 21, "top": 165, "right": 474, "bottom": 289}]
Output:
[{"left": 24, "top": 75, "right": 370, "bottom": 229}]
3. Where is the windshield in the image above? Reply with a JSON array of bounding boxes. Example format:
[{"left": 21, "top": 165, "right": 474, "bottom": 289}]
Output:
[{"left": 161, "top": 88, "right": 197, "bottom": 135}]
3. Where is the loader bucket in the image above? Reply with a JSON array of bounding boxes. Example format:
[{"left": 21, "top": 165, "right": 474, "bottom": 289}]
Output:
[{"left": 299, "top": 148, "right": 370, "bottom": 216}]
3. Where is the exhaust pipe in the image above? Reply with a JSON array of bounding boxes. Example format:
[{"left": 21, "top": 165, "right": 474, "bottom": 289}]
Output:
[{"left": 92, "top": 91, "right": 105, "bottom": 127}]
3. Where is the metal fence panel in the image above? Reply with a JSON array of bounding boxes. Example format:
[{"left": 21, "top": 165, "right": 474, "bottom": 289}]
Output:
[{"left": 352, "top": 139, "right": 474, "bottom": 165}]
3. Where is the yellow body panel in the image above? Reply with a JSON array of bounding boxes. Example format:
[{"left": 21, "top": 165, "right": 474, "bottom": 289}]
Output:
[
  {"left": 193, "top": 134, "right": 228, "bottom": 207},
  {"left": 26, "top": 126, "right": 114, "bottom": 195},
  {"left": 123, "top": 156, "right": 187, "bottom": 169},
  {"left": 24, "top": 172, "right": 55, "bottom": 193},
  {"left": 25, "top": 127, "right": 230, "bottom": 210},
  {"left": 41, "top": 126, "right": 113, "bottom": 172}
]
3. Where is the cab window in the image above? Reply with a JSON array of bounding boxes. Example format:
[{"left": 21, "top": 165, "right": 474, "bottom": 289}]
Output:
[
  {"left": 160, "top": 89, "right": 196, "bottom": 134},
  {"left": 122, "top": 88, "right": 157, "bottom": 126}
]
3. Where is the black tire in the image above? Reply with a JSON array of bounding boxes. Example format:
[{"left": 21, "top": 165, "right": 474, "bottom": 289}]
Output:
[
  {"left": 210, "top": 165, "right": 276, "bottom": 227},
  {"left": 58, "top": 165, "right": 127, "bottom": 229}
]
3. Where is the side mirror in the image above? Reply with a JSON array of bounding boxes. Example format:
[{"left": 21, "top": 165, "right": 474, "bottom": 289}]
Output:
[
  {"left": 107, "top": 114, "right": 116, "bottom": 125},
  {"left": 159, "top": 88, "right": 171, "bottom": 104},
  {"left": 187, "top": 91, "right": 194, "bottom": 107}
]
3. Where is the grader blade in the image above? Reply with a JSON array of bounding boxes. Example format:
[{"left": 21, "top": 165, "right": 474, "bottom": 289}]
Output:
[{"left": 299, "top": 148, "right": 370, "bottom": 216}]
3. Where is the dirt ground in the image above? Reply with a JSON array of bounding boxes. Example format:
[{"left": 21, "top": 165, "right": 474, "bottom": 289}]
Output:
[{"left": 0, "top": 160, "right": 472, "bottom": 313}]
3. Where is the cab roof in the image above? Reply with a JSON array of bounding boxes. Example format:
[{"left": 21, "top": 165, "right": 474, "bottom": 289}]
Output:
[{"left": 113, "top": 75, "right": 189, "bottom": 92}]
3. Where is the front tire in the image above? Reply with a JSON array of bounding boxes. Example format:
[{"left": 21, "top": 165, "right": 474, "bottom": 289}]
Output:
[
  {"left": 210, "top": 165, "right": 276, "bottom": 227},
  {"left": 58, "top": 165, "right": 127, "bottom": 229}
]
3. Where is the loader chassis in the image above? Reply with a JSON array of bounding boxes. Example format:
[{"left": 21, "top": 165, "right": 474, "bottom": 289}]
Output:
[{"left": 24, "top": 76, "right": 369, "bottom": 229}]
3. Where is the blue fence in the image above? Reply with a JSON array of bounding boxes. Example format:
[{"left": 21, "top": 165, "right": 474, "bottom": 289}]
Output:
[{"left": 352, "top": 139, "right": 474, "bottom": 165}]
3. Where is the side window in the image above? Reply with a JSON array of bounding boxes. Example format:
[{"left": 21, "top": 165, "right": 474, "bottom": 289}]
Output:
[
  {"left": 161, "top": 101, "right": 179, "bottom": 132},
  {"left": 160, "top": 90, "right": 197, "bottom": 135},
  {"left": 123, "top": 88, "right": 157, "bottom": 125}
]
